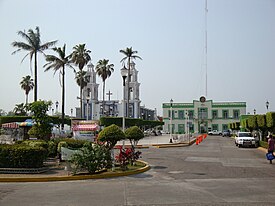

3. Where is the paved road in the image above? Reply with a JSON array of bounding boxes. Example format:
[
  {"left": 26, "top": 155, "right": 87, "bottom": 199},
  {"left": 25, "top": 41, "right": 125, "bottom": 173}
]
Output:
[{"left": 1, "top": 136, "right": 275, "bottom": 206}]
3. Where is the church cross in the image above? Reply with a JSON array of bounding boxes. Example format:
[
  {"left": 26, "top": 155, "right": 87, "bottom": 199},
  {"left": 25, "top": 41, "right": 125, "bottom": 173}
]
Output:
[{"left": 106, "top": 90, "right": 113, "bottom": 101}]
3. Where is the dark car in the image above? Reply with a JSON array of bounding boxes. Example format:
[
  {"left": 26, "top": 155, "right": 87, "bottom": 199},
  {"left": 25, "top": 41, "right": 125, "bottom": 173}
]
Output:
[{"left": 222, "top": 130, "right": 231, "bottom": 137}]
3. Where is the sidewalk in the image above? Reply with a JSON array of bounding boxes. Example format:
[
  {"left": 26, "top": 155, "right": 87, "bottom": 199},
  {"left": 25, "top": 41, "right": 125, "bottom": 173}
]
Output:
[{"left": 117, "top": 134, "right": 197, "bottom": 147}]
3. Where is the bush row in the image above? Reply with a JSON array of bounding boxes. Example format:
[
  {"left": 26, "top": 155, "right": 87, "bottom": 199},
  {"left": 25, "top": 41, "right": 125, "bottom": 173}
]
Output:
[{"left": 0, "top": 144, "right": 47, "bottom": 168}]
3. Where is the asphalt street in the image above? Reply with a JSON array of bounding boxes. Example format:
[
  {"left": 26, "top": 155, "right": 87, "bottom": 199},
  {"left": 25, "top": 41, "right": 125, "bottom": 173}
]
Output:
[{"left": 1, "top": 135, "right": 275, "bottom": 206}]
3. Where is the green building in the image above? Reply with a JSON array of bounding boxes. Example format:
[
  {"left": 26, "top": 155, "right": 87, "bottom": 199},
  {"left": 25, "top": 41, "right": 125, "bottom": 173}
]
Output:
[{"left": 163, "top": 96, "right": 246, "bottom": 134}]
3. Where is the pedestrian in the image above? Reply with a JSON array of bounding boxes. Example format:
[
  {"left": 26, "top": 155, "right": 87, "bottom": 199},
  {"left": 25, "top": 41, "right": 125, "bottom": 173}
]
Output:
[{"left": 267, "top": 135, "right": 275, "bottom": 164}]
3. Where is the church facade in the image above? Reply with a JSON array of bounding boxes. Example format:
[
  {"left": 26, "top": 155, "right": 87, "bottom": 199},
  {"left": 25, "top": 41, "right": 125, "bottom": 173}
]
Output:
[{"left": 75, "top": 61, "right": 156, "bottom": 121}]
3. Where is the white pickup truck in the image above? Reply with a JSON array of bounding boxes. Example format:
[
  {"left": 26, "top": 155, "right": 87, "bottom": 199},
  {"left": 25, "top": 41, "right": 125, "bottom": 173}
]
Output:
[
  {"left": 208, "top": 130, "right": 222, "bottom": 135},
  {"left": 235, "top": 132, "right": 258, "bottom": 148}
]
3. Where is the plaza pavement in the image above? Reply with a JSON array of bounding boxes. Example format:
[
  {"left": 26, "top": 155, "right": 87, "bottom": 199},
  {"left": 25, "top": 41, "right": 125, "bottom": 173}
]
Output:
[
  {"left": 0, "top": 135, "right": 274, "bottom": 206},
  {"left": 117, "top": 133, "right": 198, "bottom": 146}
]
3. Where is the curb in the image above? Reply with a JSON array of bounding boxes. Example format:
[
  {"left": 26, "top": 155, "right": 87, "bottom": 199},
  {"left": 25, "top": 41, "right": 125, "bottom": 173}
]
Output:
[
  {"left": 0, "top": 160, "right": 150, "bottom": 183},
  {"left": 154, "top": 139, "right": 197, "bottom": 148}
]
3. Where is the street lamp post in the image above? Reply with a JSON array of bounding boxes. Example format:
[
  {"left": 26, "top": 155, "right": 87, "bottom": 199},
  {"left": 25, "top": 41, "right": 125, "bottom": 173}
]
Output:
[
  {"left": 86, "top": 99, "right": 90, "bottom": 120},
  {"left": 169, "top": 99, "right": 173, "bottom": 143},
  {"left": 86, "top": 88, "right": 91, "bottom": 121},
  {"left": 266, "top": 100, "right": 269, "bottom": 111},
  {"left": 185, "top": 110, "right": 189, "bottom": 143},
  {"left": 121, "top": 66, "right": 128, "bottom": 149}
]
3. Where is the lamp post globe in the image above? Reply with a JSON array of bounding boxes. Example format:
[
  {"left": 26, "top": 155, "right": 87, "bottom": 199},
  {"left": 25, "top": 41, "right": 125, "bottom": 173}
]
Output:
[
  {"left": 55, "top": 101, "right": 59, "bottom": 113},
  {"left": 266, "top": 100, "right": 269, "bottom": 111}
]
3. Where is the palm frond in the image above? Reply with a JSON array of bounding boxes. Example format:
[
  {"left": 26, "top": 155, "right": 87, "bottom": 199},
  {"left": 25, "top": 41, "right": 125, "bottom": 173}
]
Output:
[
  {"left": 16, "top": 30, "right": 34, "bottom": 46},
  {"left": 11, "top": 42, "right": 33, "bottom": 54},
  {"left": 40, "top": 40, "right": 58, "bottom": 51}
]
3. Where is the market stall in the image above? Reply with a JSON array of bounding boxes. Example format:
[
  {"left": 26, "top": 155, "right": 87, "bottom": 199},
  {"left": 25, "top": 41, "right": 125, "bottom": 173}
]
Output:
[{"left": 71, "top": 120, "right": 99, "bottom": 142}]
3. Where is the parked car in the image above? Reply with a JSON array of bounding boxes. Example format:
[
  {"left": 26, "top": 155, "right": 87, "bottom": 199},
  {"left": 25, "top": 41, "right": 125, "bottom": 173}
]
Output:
[
  {"left": 222, "top": 130, "right": 231, "bottom": 137},
  {"left": 235, "top": 132, "right": 258, "bottom": 148},
  {"left": 208, "top": 130, "right": 222, "bottom": 135}
]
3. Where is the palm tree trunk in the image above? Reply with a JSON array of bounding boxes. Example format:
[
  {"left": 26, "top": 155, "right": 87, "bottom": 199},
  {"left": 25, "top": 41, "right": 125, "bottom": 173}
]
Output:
[
  {"left": 103, "top": 81, "right": 105, "bottom": 116},
  {"left": 26, "top": 92, "right": 28, "bottom": 105},
  {"left": 80, "top": 87, "right": 83, "bottom": 118},
  {"left": 80, "top": 70, "right": 83, "bottom": 118},
  {"left": 34, "top": 52, "right": 38, "bottom": 102},
  {"left": 61, "top": 65, "right": 65, "bottom": 130},
  {"left": 127, "top": 57, "right": 130, "bottom": 118}
]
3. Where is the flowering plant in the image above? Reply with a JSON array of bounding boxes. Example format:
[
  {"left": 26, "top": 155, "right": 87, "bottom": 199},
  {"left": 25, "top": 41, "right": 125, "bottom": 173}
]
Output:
[{"left": 115, "top": 146, "right": 142, "bottom": 170}]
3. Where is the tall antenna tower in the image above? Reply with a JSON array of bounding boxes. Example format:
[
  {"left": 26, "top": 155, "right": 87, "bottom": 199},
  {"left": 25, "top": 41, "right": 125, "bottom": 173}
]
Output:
[{"left": 205, "top": 0, "right": 208, "bottom": 97}]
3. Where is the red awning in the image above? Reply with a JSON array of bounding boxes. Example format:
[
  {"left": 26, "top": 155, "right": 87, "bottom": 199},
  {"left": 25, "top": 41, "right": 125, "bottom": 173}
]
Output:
[
  {"left": 72, "top": 124, "right": 98, "bottom": 131},
  {"left": 1, "top": 122, "right": 19, "bottom": 129}
]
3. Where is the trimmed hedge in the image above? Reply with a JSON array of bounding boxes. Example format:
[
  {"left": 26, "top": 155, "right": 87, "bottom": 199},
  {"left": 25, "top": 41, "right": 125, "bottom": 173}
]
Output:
[
  {"left": 0, "top": 144, "right": 47, "bottom": 168},
  {"left": 100, "top": 117, "right": 164, "bottom": 128}
]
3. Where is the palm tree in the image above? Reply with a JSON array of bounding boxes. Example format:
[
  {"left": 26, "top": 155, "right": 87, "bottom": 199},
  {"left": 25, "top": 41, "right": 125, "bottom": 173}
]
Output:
[
  {"left": 70, "top": 44, "right": 91, "bottom": 118},
  {"left": 75, "top": 70, "right": 89, "bottom": 94},
  {"left": 119, "top": 47, "right": 142, "bottom": 117},
  {"left": 20, "top": 75, "right": 34, "bottom": 104},
  {"left": 11, "top": 26, "right": 57, "bottom": 102},
  {"left": 44, "top": 44, "right": 73, "bottom": 130},
  {"left": 13, "top": 103, "right": 27, "bottom": 116},
  {"left": 95, "top": 59, "right": 114, "bottom": 116}
]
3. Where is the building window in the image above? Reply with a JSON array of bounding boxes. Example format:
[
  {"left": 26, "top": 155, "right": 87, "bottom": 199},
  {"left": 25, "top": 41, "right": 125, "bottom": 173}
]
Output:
[
  {"left": 198, "top": 108, "right": 208, "bottom": 119},
  {"left": 212, "top": 110, "right": 218, "bottom": 119},
  {"left": 233, "top": 110, "right": 239, "bottom": 119},
  {"left": 222, "top": 124, "right": 228, "bottom": 130},
  {"left": 189, "top": 123, "right": 194, "bottom": 133},
  {"left": 168, "top": 110, "right": 175, "bottom": 119},
  {"left": 178, "top": 124, "right": 185, "bottom": 134},
  {"left": 222, "top": 110, "right": 229, "bottom": 119},
  {"left": 188, "top": 110, "right": 194, "bottom": 119},
  {"left": 178, "top": 111, "right": 184, "bottom": 119},
  {"left": 212, "top": 124, "right": 218, "bottom": 131}
]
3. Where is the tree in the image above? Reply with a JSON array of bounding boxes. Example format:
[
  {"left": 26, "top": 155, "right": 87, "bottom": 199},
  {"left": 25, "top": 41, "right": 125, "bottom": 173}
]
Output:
[
  {"left": 11, "top": 26, "right": 57, "bottom": 101},
  {"left": 125, "top": 126, "right": 144, "bottom": 148},
  {"left": 97, "top": 124, "right": 126, "bottom": 150},
  {"left": 0, "top": 109, "right": 6, "bottom": 116},
  {"left": 75, "top": 70, "right": 89, "bottom": 98},
  {"left": 95, "top": 59, "right": 114, "bottom": 116},
  {"left": 44, "top": 44, "right": 74, "bottom": 130},
  {"left": 257, "top": 114, "right": 267, "bottom": 141},
  {"left": 119, "top": 47, "right": 142, "bottom": 117},
  {"left": 70, "top": 44, "right": 91, "bottom": 118},
  {"left": 266, "top": 112, "right": 275, "bottom": 133},
  {"left": 13, "top": 103, "right": 27, "bottom": 116},
  {"left": 28, "top": 100, "right": 52, "bottom": 140},
  {"left": 247, "top": 115, "right": 258, "bottom": 131},
  {"left": 20, "top": 75, "right": 34, "bottom": 104}
]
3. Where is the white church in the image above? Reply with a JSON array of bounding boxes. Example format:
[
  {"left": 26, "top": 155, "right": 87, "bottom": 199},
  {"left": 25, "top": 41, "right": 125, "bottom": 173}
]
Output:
[{"left": 75, "top": 61, "right": 156, "bottom": 121}]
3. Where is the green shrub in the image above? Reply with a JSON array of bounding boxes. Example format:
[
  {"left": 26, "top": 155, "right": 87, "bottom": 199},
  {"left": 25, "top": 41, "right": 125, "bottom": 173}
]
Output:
[
  {"left": 125, "top": 126, "right": 144, "bottom": 147},
  {"left": 47, "top": 141, "right": 58, "bottom": 157},
  {"left": 28, "top": 124, "right": 51, "bottom": 141},
  {"left": 52, "top": 138, "right": 87, "bottom": 149},
  {"left": 259, "top": 140, "right": 268, "bottom": 149},
  {"left": 57, "top": 141, "right": 68, "bottom": 153},
  {"left": 0, "top": 144, "right": 47, "bottom": 168},
  {"left": 98, "top": 124, "right": 125, "bottom": 150},
  {"left": 21, "top": 140, "right": 48, "bottom": 150},
  {"left": 70, "top": 143, "right": 111, "bottom": 174}
]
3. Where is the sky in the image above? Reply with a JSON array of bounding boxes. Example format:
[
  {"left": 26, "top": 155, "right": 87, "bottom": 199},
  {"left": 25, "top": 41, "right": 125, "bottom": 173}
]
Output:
[{"left": 0, "top": 0, "right": 275, "bottom": 116}]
